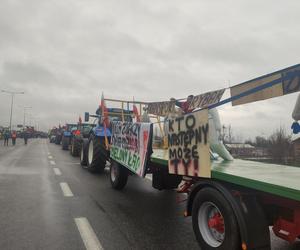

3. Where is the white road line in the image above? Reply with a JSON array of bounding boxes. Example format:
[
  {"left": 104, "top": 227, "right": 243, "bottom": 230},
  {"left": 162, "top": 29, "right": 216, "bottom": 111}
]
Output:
[
  {"left": 48, "top": 155, "right": 53, "bottom": 159},
  {"left": 75, "top": 217, "right": 103, "bottom": 250},
  {"left": 60, "top": 182, "right": 74, "bottom": 197},
  {"left": 53, "top": 168, "right": 62, "bottom": 176},
  {"left": 50, "top": 160, "right": 56, "bottom": 165}
]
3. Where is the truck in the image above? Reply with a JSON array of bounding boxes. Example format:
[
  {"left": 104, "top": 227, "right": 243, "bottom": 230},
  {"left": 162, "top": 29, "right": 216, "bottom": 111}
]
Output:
[{"left": 90, "top": 64, "right": 300, "bottom": 250}]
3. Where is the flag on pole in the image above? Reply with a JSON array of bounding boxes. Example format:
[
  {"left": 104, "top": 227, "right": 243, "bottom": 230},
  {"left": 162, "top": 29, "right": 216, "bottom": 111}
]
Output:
[
  {"left": 101, "top": 93, "right": 109, "bottom": 127},
  {"left": 133, "top": 104, "right": 140, "bottom": 122},
  {"left": 101, "top": 92, "right": 109, "bottom": 149},
  {"left": 133, "top": 97, "right": 140, "bottom": 122}
]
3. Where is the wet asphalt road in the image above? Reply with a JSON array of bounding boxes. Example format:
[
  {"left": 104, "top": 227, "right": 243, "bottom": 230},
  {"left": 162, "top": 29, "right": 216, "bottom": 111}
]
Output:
[{"left": 0, "top": 138, "right": 299, "bottom": 250}]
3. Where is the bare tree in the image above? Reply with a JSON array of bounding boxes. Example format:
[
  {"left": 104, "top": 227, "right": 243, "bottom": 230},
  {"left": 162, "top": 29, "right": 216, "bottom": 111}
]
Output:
[{"left": 268, "top": 126, "right": 293, "bottom": 164}]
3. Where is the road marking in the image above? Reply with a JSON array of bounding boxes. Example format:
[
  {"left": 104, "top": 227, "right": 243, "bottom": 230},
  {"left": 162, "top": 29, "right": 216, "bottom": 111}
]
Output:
[
  {"left": 50, "top": 160, "right": 56, "bottom": 165},
  {"left": 74, "top": 217, "right": 103, "bottom": 250},
  {"left": 60, "top": 182, "right": 74, "bottom": 197},
  {"left": 48, "top": 155, "right": 53, "bottom": 159},
  {"left": 53, "top": 168, "right": 62, "bottom": 176},
  {"left": 47, "top": 152, "right": 50, "bottom": 155}
]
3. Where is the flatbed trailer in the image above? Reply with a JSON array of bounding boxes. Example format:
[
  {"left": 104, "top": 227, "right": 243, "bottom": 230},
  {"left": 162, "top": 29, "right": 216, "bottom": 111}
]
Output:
[
  {"left": 149, "top": 149, "right": 300, "bottom": 249},
  {"left": 101, "top": 64, "right": 300, "bottom": 249}
]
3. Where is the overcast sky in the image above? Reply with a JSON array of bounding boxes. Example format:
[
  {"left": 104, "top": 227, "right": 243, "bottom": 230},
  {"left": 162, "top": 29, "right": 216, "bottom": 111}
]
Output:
[{"left": 0, "top": 0, "right": 299, "bottom": 140}]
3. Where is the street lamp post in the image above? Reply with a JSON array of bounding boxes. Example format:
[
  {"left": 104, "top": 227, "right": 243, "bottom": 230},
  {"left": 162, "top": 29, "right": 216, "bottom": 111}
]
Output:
[
  {"left": 1, "top": 90, "right": 24, "bottom": 131},
  {"left": 23, "top": 106, "right": 32, "bottom": 130}
]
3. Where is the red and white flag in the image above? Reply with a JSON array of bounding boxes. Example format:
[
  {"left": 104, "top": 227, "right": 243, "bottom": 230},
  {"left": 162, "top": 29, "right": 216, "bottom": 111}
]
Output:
[
  {"left": 133, "top": 104, "right": 140, "bottom": 122},
  {"left": 101, "top": 93, "right": 109, "bottom": 127}
]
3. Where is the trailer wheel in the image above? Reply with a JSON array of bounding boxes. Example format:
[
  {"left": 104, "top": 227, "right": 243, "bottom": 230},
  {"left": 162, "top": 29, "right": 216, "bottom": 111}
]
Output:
[
  {"left": 110, "top": 161, "right": 128, "bottom": 190},
  {"left": 80, "top": 138, "right": 89, "bottom": 167},
  {"left": 192, "top": 187, "right": 240, "bottom": 250},
  {"left": 62, "top": 136, "right": 69, "bottom": 150},
  {"left": 87, "top": 135, "right": 108, "bottom": 173}
]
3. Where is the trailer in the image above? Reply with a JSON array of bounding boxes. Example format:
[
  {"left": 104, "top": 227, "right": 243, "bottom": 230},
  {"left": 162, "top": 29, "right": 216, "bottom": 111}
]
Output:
[
  {"left": 149, "top": 149, "right": 300, "bottom": 249},
  {"left": 105, "top": 64, "right": 300, "bottom": 250},
  {"left": 109, "top": 114, "right": 300, "bottom": 249}
]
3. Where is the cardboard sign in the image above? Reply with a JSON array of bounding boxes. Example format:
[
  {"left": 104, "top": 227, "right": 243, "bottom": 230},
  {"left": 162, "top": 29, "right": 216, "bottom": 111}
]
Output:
[
  {"left": 168, "top": 109, "right": 211, "bottom": 178},
  {"left": 188, "top": 89, "right": 225, "bottom": 110},
  {"left": 230, "top": 64, "right": 300, "bottom": 106},
  {"left": 147, "top": 101, "right": 176, "bottom": 116},
  {"left": 147, "top": 89, "right": 225, "bottom": 116},
  {"left": 110, "top": 122, "right": 152, "bottom": 177}
]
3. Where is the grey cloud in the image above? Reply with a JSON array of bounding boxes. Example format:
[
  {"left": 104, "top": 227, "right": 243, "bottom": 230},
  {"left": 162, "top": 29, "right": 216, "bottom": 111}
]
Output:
[{"left": 0, "top": 0, "right": 299, "bottom": 138}]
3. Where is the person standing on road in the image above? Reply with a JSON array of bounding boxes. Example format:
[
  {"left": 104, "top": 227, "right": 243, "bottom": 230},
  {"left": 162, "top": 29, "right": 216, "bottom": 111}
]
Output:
[
  {"left": 11, "top": 131, "right": 17, "bottom": 146},
  {"left": 23, "top": 131, "right": 28, "bottom": 145},
  {"left": 3, "top": 130, "right": 9, "bottom": 146}
]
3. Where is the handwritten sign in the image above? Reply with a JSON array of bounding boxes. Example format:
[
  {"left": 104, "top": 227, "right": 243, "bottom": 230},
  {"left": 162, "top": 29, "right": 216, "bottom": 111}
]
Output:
[
  {"left": 168, "top": 109, "right": 211, "bottom": 177},
  {"left": 188, "top": 89, "right": 225, "bottom": 110},
  {"left": 147, "top": 101, "right": 176, "bottom": 116},
  {"left": 110, "top": 122, "right": 152, "bottom": 177}
]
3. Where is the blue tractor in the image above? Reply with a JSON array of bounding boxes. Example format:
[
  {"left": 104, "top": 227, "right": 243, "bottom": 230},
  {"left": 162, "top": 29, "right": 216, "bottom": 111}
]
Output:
[
  {"left": 81, "top": 107, "right": 133, "bottom": 173},
  {"left": 61, "top": 123, "right": 78, "bottom": 150}
]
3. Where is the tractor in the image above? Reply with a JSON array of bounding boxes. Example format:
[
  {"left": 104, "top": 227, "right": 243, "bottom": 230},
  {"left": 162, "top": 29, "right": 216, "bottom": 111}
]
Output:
[
  {"left": 80, "top": 105, "right": 134, "bottom": 173},
  {"left": 70, "top": 122, "right": 96, "bottom": 157},
  {"left": 61, "top": 124, "right": 78, "bottom": 150}
]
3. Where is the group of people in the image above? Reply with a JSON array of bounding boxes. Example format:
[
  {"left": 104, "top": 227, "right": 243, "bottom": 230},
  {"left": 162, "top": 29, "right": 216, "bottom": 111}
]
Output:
[{"left": 2, "top": 130, "right": 28, "bottom": 146}]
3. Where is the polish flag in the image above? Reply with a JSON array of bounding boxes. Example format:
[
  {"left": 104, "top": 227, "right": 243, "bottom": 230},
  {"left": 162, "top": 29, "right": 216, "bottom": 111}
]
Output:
[{"left": 133, "top": 104, "right": 140, "bottom": 122}]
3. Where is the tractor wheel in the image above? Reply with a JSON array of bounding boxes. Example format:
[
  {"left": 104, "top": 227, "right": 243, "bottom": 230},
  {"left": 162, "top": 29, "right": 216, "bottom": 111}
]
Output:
[
  {"left": 80, "top": 138, "right": 89, "bottom": 167},
  {"left": 55, "top": 135, "right": 61, "bottom": 145},
  {"left": 62, "top": 136, "right": 69, "bottom": 150},
  {"left": 70, "top": 138, "right": 81, "bottom": 157},
  {"left": 87, "top": 135, "right": 108, "bottom": 173}
]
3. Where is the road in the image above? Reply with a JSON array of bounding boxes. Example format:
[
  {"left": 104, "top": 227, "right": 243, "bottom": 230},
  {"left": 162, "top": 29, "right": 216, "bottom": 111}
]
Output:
[{"left": 0, "top": 138, "right": 299, "bottom": 250}]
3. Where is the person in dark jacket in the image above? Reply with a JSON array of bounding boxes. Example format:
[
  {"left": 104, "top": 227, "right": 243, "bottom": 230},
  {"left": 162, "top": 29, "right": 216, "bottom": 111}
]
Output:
[
  {"left": 23, "top": 131, "right": 28, "bottom": 145},
  {"left": 3, "top": 130, "right": 9, "bottom": 146}
]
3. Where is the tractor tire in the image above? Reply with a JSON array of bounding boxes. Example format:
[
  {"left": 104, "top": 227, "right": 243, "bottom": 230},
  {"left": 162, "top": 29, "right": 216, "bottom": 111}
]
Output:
[
  {"left": 62, "top": 136, "right": 69, "bottom": 150},
  {"left": 80, "top": 138, "right": 89, "bottom": 167},
  {"left": 110, "top": 161, "right": 128, "bottom": 190},
  {"left": 70, "top": 138, "right": 81, "bottom": 157},
  {"left": 192, "top": 187, "right": 240, "bottom": 250},
  {"left": 87, "top": 135, "right": 108, "bottom": 173},
  {"left": 55, "top": 136, "right": 61, "bottom": 145}
]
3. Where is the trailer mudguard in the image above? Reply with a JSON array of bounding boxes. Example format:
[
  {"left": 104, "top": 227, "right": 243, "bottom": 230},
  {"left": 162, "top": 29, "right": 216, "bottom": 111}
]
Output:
[
  {"left": 187, "top": 180, "right": 270, "bottom": 250},
  {"left": 93, "top": 126, "right": 112, "bottom": 137}
]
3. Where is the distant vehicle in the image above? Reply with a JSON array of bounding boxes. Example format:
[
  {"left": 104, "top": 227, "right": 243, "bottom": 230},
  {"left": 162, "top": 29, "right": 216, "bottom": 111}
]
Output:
[
  {"left": 55, "top": 127, "right": 63, "bottom": 145},
  {"left": 61, "top": 124, "right": 78, "bottom": 150},
  {"left": 48, "top": 128, "right": 57, "bottom": 143},
  {"left": 70, "top": 123, "right": 96, "bottom": 157}
]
